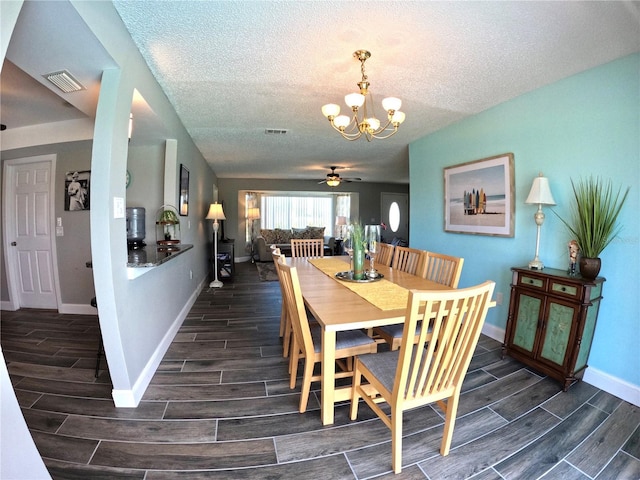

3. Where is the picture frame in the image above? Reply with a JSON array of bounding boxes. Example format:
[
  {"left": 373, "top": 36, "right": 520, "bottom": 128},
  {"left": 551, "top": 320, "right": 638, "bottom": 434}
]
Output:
[
  {"left": 179, "top": 164, "right": 189, "bottom": 216},
  {"left": 64, "top": 170, "right": 91, "bottom": 211},
  {"left": 444, "top": 153, "right": 515, "bottom": 237}
]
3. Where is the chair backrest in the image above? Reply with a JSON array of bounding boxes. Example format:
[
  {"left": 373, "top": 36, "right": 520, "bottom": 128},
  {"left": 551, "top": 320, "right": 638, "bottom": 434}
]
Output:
[
  {"left": 274, "top": 261, "right": 314, "bottom": 357},
  {"left": 376, "top": 242, "right": 395, "bottom": 267},
  {"left": 291, "top": 238, "right": 324, "bottom": 258},
  {"left": 424, "top": 252, "right": 464, "bottom": 288},
  {"left": 395, "top": 281, "right": 495, "bottom": 403},
  {"left": 391, "top": 246, "right": 427, "bottom": 276}
]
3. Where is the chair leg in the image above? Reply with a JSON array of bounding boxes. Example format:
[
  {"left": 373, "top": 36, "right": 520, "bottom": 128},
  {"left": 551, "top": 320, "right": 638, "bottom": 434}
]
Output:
[
  {"left": 349, "top": 362, "right": 362, "bottom": 420},
  {"left": 440, "top": 394, "right": 459, "bottom": 456},
  {"left": 299, "top": 359, "right": 315, "bottom": 413},
  {"left": 391, "top": 408, "right": 403, "bottom": 474},
  {"left": 289, "top": 341, "right": 300, "bottom": 389},
  {"left": 283, "top": 316, "right": 292, "bottom": 358},
  {"left": 278, "top": 308, "right": 286, "bottom": 338}
]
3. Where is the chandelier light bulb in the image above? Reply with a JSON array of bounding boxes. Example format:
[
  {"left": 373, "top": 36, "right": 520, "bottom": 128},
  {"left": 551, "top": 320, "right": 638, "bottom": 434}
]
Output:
[
  {"left": 322, "top": 50, "right": 405, "bottom": 141},
  {"left": 391, "top": 111, "right": 406, "bottom": 125},
  {"left": 382, "top": 97, "right": 402, "bottom": 112},
  {"left": 322, "top": 103, "right": 341, "bottom": 118},
  {"left": 345, "top": 93, "right": 365, "bottom": 109},
  {"left": 334, "top": 115, "right": 351, "bottom": 129}
]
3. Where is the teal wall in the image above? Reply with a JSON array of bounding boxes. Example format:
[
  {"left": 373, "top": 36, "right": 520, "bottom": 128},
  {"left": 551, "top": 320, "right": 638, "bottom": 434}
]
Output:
[{"left": 409, "top": 53, "right": 639, "bottom": 388}]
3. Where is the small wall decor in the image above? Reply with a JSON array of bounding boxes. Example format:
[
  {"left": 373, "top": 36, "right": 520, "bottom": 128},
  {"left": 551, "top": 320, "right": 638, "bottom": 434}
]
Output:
[
  {"left": 444, "top": 153, "right": 514, "bottom": 237},
  {"left": 179, "top": 164, "right": 189, "bottom": 216},
  {"left": 65, "top": 170, "right": 91, "bottom": 211}
]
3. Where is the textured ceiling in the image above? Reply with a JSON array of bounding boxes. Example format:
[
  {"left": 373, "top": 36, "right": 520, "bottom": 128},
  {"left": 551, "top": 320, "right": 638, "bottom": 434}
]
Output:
[{"left": 2, "top": 1, "right": 639, "bottom": 185}]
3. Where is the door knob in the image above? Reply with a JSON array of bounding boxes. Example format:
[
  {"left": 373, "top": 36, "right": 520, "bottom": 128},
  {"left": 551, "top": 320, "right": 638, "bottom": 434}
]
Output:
[{"left": 10, "top": 241, "right": 16, "bottom": 246}]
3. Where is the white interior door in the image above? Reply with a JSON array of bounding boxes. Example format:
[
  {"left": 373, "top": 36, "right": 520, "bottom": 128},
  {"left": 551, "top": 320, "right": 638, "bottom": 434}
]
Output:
[
  {"left": 381, "top": 193, "right": 409, "bottom": 243},
  {"left": 4, "top": 157, "right": 58, "bottom": 309}
]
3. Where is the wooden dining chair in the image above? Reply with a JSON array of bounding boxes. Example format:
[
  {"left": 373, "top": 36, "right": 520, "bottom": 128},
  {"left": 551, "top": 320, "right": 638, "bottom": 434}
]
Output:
[
  {"left": 275, "top": 261, "right": 377, "bottom": 413},
  {"left": 291, "top": 238, "right": 324, "bottom": 258},
  {"left": 375, "top": 252, "right": 465, "bottom": 350},
  {"left": 350, "top": 281, "right": 496, "bottom": 473},
  {"left": 375, "top": 242, "right": 395, "bottom": 267},
  {"left": 391, "top": 246, "right": 427, "bottom": 276},
  {"left": 271, "top": 249, "right": 292, "bottom": 358}
]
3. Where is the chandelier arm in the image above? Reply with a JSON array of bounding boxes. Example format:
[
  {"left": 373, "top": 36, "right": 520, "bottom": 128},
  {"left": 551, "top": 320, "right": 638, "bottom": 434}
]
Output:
[{"left": 369, "top": 126, "right": 400, "bottom": 140}]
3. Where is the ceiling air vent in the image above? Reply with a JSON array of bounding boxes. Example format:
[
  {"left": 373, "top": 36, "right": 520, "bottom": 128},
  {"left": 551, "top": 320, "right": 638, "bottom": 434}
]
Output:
[
  {"left": 44, "top": 70, "right": 85, "bottom": 93},
  {"left": 264, "top": 129, "right": 288, "bottom": 135}
]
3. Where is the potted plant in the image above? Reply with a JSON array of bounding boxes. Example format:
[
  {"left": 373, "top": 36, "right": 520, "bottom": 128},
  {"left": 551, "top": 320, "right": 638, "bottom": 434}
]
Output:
[{"left": 554, "top": 176, "right": 629, "bottom": 279}]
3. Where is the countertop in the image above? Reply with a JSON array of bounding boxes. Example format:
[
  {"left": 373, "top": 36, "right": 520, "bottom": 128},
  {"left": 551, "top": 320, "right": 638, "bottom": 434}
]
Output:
[{"left": 127, "top": 243, "right": 193, "bottom": 268}]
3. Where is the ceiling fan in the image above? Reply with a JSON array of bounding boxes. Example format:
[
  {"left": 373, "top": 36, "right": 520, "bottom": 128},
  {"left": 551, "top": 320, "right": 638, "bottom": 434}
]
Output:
[{"left": 318, "top": 166, "right": 361, "bottom": 187}]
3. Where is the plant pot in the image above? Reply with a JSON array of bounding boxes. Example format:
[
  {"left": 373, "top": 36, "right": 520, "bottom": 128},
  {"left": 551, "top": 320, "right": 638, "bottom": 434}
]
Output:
[{"left": 579, "top": 257, "right": 601, "bottom": 280}]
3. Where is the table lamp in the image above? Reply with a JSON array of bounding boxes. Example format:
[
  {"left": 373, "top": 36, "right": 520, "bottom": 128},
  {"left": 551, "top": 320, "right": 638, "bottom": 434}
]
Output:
[
  {"left": 206, "top": 202, "right": 227, "bottom": 287},
  {"left": 336, "top": 215, "right": 347, "bottom": 239},
  {"left": 525, "top": 173, "right": 556, "bottom": 270}
]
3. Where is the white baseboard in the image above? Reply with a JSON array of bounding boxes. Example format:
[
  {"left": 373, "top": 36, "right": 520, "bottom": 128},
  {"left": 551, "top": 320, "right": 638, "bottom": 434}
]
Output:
[
  {"left": 58, "top": 303, "right": 97, "bottom": 315},
  {"left": 482, "top": 323, "right": 505, "bottom": 343},
  {"left": 0, "top": 301, "right": 18, "bottom": 311},
  {"left": 583, "top": 367, "right": 640, "bottom": 407},
  {"left": 111, "top": 279, "right": 205, "bottom": 408}
]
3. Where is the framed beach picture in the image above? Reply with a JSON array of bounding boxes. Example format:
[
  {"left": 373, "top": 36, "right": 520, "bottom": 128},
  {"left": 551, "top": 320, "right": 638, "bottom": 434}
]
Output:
[{"left": 444, "top": 153, "right": 515, "bottom": 237}]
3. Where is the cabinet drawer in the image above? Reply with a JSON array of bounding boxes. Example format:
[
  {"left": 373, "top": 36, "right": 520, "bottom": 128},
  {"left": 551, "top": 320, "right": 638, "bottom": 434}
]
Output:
[
  {"left": 517, "top": 274, "right": 546, "bottom": 290},
  {"left": 550, "top": 282, "right": 579, "bottom": 299}
]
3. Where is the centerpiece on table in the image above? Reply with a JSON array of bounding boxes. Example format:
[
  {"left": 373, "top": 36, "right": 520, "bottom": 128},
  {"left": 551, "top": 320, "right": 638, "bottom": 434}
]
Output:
[{"left": 350, "top": 222, "right": 366, "bottom": 280}]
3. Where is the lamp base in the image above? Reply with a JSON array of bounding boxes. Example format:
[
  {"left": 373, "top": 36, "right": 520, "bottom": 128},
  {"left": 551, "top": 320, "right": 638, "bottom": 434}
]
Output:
[
  {"left": 209, "top": 279, "right": 224, "bottom": 288},
  {"left": 528, "top": 259, "right": 544, "bottom": 270}
]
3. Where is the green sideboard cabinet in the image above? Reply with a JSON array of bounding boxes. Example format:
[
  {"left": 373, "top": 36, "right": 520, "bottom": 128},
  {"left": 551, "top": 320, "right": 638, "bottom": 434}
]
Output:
[{"left": 502, "top": 267, "right": 605, "bottom": 391}]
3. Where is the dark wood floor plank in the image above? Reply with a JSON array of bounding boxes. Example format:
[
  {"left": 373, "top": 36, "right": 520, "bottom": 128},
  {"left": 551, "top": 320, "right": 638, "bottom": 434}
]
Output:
[
  {"left": 143, "top": 382, "right": 267, "bottom": 401},
  {"left": 595, "top": 451, "right": 640, "bottom": 480},
  {"left": 538, "top": 460, "right": 590, "bottom": 479},
  {"left": 31, "top": 430, "right": 99, "bottom": 464},
  {"left": 44, "top": 458, "right": 146, "bottom": 480},
  {"left": 568, "top": 402, "right": 640, "bottom": 477},
  {"left": 33, "top": 394, "right": 167, "bottom": 419},
  {"left": 163, "top": 393, "right": 302, "bottom": 419},
  {"left": 348, "top": 407, "right": 506, "bottom": 478},
  {"left": 494, "top": 404, "right": 608, "bottom": 479},
  {"left": 91, "top": 438, "right": 276, "bottom": 470},
  {"left": 144, "top": 454, "right": 355, "bottom": 479},
  {"left": 419, "top": 408, "right": 558, "bottom": 480},
  {"left": 491, "top": 376, "right": 562, "bottom": 421}
]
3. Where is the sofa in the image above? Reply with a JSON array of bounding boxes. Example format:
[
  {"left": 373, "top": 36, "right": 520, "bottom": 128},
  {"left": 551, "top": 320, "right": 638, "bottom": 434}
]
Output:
[{"left": 255, "top": 227, "right": 335, "bottom": 261}]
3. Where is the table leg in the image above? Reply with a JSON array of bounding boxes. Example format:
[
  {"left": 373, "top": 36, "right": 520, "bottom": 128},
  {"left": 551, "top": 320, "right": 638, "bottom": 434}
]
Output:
[{"left": 321, "top": 329, "right": 336, "bottom": 425}]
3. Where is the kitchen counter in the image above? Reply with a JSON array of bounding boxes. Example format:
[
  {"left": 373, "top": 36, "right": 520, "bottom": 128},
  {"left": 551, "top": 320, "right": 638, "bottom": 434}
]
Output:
[{"left": 127, "top": 243, "right": 193, "bottom": 278}]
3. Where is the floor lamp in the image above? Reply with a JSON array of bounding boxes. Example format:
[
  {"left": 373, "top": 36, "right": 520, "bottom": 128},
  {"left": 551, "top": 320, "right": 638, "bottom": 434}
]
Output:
[
  {"left": 525, "top": 173, "right": 556, "bottom": 270},
  {"left": 206, "top": 203, "right": 226, "bottom": 288},
  {"left": 247, "top": 207, "right": 261, "bottom": 263}
]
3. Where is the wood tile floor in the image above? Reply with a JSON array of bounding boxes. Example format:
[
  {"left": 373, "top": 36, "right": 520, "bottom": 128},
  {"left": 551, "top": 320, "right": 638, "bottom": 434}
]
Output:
[{"left": 2, "top": 261, "right": 639, "bottom": 479}]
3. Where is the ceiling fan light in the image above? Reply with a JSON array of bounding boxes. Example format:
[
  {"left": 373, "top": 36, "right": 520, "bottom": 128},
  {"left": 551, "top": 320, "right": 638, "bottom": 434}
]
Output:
[
  {"left": 327, "top": 178, "right": 340, "bottom": 187},
  {"left": 334, "top": 115, "right": 351, "bottom": 129},
  {"left": 322, "top": 103, "right": 340, "bottom": 118},
  {"left": 345, "top": 93, "right": 365, "bottom": 109},
  {"left": 392, "top": 111, "right": 406, "bottom": 125},
  {"left": 382, "top": 97, "right": 401, "bottom": 112}
]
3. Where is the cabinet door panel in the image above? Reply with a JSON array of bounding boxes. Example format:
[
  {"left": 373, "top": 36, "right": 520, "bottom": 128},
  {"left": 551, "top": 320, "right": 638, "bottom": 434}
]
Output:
[
  {"left": 513, "top": 294, "right": 542, "bottom": 352},
  {"left": 540, "top": 301, "right": 575, "bottom": 366}
]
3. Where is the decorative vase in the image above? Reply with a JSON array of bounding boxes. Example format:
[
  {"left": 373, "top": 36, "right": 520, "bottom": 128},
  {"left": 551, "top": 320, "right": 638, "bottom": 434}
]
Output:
[
  {"left": 353, "top": 246, "right": 365, "bottom": 280},
  {"left": 579, "top": 257, "right": 601, "bottom": 280}
]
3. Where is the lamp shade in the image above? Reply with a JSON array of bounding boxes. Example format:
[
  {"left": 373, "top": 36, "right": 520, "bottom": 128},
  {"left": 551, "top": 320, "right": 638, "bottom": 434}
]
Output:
[
  {"left": 247, "top": 207, "right": 260, "bottom": 220},
  {"left": 525, "top": 174, "right": 556, "bottom": 205},
  {"left": 206, "top": 203, "right": 226, "bottom": 220},
  {"left": 336, "top": 216, "right": 347, "bottom": 226}
]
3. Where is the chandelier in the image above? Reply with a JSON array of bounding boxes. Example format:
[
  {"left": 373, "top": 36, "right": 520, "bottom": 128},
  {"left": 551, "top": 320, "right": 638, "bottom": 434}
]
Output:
[{"left": 322, "top": 50, "right": 406, "bottom": 142}]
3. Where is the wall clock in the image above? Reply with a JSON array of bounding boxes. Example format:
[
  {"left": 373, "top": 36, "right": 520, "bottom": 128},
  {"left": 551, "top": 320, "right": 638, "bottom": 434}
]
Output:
[{"left": 126, "top": 170, "right": 132, "bottom": 188}]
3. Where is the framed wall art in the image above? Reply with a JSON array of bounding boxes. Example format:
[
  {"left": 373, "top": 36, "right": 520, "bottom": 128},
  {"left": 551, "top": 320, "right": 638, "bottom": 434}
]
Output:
[
  {"left": 179, "top": 164, "right": 189, "bottom": 216},
  {"left": 443, "top": 153, "right": 515, "bottom": 237},
  {"left": 65, "top": 170, "right": 91, "bottom": 211}
]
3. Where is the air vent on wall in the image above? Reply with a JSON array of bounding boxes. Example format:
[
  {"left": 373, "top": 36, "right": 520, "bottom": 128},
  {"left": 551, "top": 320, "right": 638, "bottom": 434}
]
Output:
[
  {"left": 44, "top": 70, "right": 85, "bottom": 93},
  {"left": 264, "top": 129, "right": 288, "bottom": 135}
]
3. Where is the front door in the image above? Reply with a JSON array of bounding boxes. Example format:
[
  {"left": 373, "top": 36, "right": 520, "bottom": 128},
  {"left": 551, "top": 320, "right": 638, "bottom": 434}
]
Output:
[
  {"left": 4, "top": 156, "right": 58, "bottom": 309},
  {"left": 381, "top": 192, "right": 409, "bottom": 243}
]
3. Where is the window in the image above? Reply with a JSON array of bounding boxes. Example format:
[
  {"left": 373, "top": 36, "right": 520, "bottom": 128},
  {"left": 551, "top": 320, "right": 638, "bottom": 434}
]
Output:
[{"left": 261, "top": 195, "right": 333, "bottom": 230}]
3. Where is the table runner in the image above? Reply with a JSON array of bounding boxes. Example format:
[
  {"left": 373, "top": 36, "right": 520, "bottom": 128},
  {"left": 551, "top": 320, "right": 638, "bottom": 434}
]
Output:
[{"left": 308, "top": 258, "right": 408, "bottom": 311}]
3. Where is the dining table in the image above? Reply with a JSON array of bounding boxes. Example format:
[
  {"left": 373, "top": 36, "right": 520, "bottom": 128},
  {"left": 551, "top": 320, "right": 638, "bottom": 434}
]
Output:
[{"left": 287, "top": 255, "right": 453, "bottom": 425}]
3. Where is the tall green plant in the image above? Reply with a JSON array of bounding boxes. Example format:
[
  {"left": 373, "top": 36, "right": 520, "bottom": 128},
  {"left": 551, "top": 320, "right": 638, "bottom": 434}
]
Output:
[
  {"left": 350, "top": 222, "right": 366, "bottom": 250},
  {"left": 554, "top": 177, "right": 629, "bottom": 258}
]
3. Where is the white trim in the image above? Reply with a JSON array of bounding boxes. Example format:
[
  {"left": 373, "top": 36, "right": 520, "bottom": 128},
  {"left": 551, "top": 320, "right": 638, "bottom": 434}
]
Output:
[
  {"left": 482, "top": 323, "right": 505, "bottom": 343},
  {"left": 110, "top": 280, "right": 204, "bottom": 408},
  {"left": 58, "top": 303, "right": 97, "bottom": 315},
  {"left": 583, "top": 367, "right": 640, "bottom": 407},
  {"left": 0, "top": 301, "right": 18, "bottom": 312}
]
